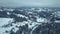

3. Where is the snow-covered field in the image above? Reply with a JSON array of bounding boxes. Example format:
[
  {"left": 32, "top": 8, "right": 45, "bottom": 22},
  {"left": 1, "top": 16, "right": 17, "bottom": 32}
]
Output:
[
  {"left": 0, "top": 7, "right": 60, "bottom": 34},
  {"left": 0, "top": 18, "right": 13, "bottom": 26},
  {"left": 0, "top": 18, "right": 42, "bottom": 34}
]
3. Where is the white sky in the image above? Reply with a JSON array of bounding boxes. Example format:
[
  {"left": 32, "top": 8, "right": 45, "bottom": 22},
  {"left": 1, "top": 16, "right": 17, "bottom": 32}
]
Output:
[{"left": 0, "top": 0, "right": 60, "bottom": 7}]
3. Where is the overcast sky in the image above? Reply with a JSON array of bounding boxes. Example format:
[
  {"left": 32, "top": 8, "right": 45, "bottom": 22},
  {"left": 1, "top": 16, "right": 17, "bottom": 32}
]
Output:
[{"left": 0, "top": 0, "right": 60, "bottom": 7}]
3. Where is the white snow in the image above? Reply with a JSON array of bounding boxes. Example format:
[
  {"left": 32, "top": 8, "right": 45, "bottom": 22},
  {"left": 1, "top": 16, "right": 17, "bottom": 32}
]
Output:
[
  {"left": 7, "top": 12, "right": 11, "bottom": 15},
  {"left": 0, "top": 8, "right": 56, "bottom": 34},
  {"left": 0, "top": 18, "right": 14, "bottom": 34},
  {"left": 36, "top": 17, "right": 48, "bottom": 23},
  {"left": 15, "top": 14, "right": 28, "bottom": 19},
  {"left": 0, "top": 18, "right": 13, "bottom": 26}
]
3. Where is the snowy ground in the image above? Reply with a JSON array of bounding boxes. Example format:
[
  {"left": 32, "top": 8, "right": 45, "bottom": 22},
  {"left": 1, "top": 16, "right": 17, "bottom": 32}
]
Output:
[
  {"left": 0, "top": 18, "right": 13, "bottom": 26},
  {"left": 0, "top": 7, "right": 60, "bottom": 34},
  {"left": 0, "top": 18, "right": 13, "bottom": 34},
  {"left": 0, "top": 17, "right": 45, "bottom": 34}
]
